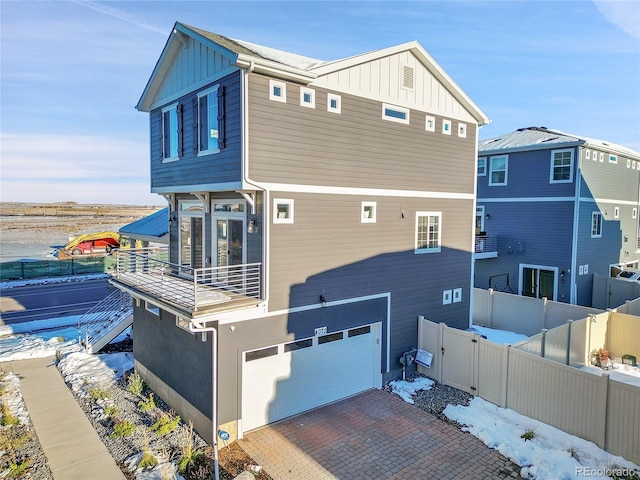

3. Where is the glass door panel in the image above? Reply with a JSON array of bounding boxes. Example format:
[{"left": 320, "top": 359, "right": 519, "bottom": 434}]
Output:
[
  {"left": 539, "top": 269, "right": 555, "bottom": 300},
  {"left": 522, "top": 267, "right": 536, "bottom": 298}
]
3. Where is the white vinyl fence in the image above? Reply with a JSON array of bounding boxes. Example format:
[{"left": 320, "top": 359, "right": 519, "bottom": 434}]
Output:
[
  {"left": 418, "top": 316, "right": 640, "bottom": 464},
  {"left": 592, "top": 274, "right": 640, "bottom": 310}
]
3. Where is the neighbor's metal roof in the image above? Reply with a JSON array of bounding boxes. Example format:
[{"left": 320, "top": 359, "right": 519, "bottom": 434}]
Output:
[{"left": 119, "top": 208, "right": 169, "bottom": 244}]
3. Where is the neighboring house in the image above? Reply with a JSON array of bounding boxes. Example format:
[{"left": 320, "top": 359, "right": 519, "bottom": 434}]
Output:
[
  {"left": 110, "top": 22, "right": 488, "bottom": 443},
  {"left": 474, "top": 126, "right": 640, "bottom": 307}
]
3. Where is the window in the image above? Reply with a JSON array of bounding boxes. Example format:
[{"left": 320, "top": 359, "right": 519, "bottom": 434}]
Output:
[
  {"left": 442, "top": 290, "right": 452, "bottom": 305},
  {"left": 477, "top": 157, "right": 487, "bottom": 176},
  {"left": 327, "top": 93, "right": 341, "bottom": 114},
  {"left": 269, "top": 79, "right": 286, "bottom": 103},
  {"left": 361, "top": 201, "right": 376, "bottom": 223},
  {"left": 246, "top": 346, "right": 278, "bottom": 361},
  {"left": 284, "top": 339, "right": 313, "bottom": 352},
  {"left": 382, "top": 103, "right": 410, "bottom": 124},
  {"left": 591, "top": 212, "right": 602, "bottom": 238},
  {"left": 300, "top": 87, "right": 315, "bottom": 108},
  {"left": 415, "top": 212, "right": 442, "bottom": 254},
  {"left": 348, "top": 326, "right": 371, "bottom": 337},
  {"left": 162, "top": 103, "right": 179, "bottom": 161},
  {"left": 458, "top": 123, "right": 467, "bottom": 138},
  {"left": 550, "top": 149, "right": 573, "bottom": 183},
  {"left": 425, "top": 115, "right": 435, "bottom": 132},
  {"left": 145, "top": 302, "right": 160, "bottom": 316},
  {"left": 614, "top": 207, "right": 620, "bottom": 219},
  {"left": 197, "top": 85, "right": 222, "bottom": 154},
  {"left": 633, "top": 208, "right": 637, "bottom": 219},
  {"left": 489, "top": 155, "right": 508, "bottom": 186},
  {"left": 585, "top": 150, "right": 591, "bottom": 160},
  {"left": 453, "top": 288, "right": 462, "bottom": 303},
  {"left": 599, "top": 152, "right": 604, "bottom": 162},
  {"left": 609, "top": 154, "right": 617, "bottom": 164},
  {"left": 442, "top": 119, "right": 452, "bottom": 135},
  {"left": 273, "top": 198, "right": 294, "bottom": 224},
  {"left": 318, "top": 332, "right": 343, "bottom": 344}
]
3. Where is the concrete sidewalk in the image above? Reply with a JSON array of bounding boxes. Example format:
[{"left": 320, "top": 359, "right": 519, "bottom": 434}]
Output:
[{"left": 8, "top": 356, "right": 125, "bottom": 480}]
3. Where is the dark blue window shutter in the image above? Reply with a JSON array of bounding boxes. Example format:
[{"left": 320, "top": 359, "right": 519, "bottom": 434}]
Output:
[
  {"left": 162, "top": 110, "right": 170, "bottom": 158},
  {"left": 176, "top": 103, "right": 184, "bottom": 157},
  {"left": 199, "top": 95, "right": 208, "bottom": 151},
  {"left": 192, "top": 98, "right": 199, "bottom": 153},
  {"left": 217, "top": 86, "right": 225, "bottom": 149}
]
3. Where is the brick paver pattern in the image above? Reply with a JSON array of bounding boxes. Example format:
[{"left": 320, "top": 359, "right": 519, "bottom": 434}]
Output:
[{"left": 239, "top": 389, "right": 523, "bottom": 479}]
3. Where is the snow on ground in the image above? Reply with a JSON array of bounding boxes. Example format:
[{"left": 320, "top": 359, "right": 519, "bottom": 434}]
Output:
[
  {"left": 580, "top": 362, "right": 640, "bottom": 388},
  {"left": 0, "top": 273, "right": 109, "bottom": 290},
  {"left": 469, "top": 324, "right": 530, "bottom": 344},
  {"left": 444, "top": 396, "right": 639, "bottom": 480},
  {"left": 388, "top": 376, "right": 434, "bottom": 404},
  {"left": 0, "top": 370, "right": 30, "bottom": 424},
  {"left": 58, "top": 350, "right": 133, "bottom": 396}
]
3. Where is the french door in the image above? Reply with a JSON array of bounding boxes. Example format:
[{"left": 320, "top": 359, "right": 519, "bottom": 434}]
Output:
[
  {"left": 216, "top": 218, "right": 244, "bottom": 269},
  {"left": 520, "top": 264, "right": 557, "bottom": 301}
]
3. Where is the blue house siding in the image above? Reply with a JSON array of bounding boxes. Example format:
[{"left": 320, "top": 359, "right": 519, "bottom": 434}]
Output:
[
  {"left": 475, "top": 200, "right": 574, "bottom": 302},
  {"left": 150, "top": 70, "right": 242, "bottom": 190}
]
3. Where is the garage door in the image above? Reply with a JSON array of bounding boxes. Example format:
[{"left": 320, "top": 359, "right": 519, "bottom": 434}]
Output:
[{"left": 241, "top": 323, "right": 382, "bottom": 432}]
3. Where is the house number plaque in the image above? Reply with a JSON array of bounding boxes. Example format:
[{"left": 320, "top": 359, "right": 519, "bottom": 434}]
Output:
[{"left": 314, "top": 326, "right": 327, "bottom": 336}]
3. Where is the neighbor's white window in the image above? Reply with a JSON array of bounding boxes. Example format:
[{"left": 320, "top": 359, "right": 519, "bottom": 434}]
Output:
[
  {"left": 269, "top": 79, "right": 287, "bottom": 103},
  {"left": 361, "top": 201, "right": 376, "bottom": 223},
  {"left": 300, "top": 87, "right": 315, "bottom": 108},
  {"left": 489, "top": 155, "right": 508, "bottom": 186},
  {"left": 477, "top": 157, "right": 487, "bottom": 176},
  {"left": 609, "top": 154, "right": 618, "bottom": 164},
  {"left": 550, "top": 149, "right": 573, "bottom": 183},
  {"left": 327, "top": 93, "right": 341, "bottom": 114},
  {"left": 591, "top": 212, "right": 602, "bottom": 238},
  {"left": 415, "top": 212, "right": 442, "bottom": 254},
  {"left": 162, "top": 103, "right": 179, "bottom": 161},
  {"left": 599, "top": 152, "right": 604, "bottom": 162},
  {"left": 425, "top": 115, "right": 435, "bottom": 132},
  {"left": 197, "top": 85, "right": 220, "bottom": 154},
  {"left": 614, "top": 207, "right": 620, "bottom": 219},
  {"left": 382, "top": 103, "right": 410, "bottom": 124},
  {"left": 442, "top": 119, "right": 452, "bottom": 135},
  {"left": 458, "top": 123, "right": 467, "bottom": 138},
  {"left": 273, "top": 199, "right": 294, "bottom": 224},
  {"left": 633, "top": 208, "right": 637, "bottom": 219}
]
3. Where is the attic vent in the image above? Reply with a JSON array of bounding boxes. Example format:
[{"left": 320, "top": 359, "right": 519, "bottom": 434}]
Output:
[{"left": 402, "top": 65, "right": 415, "bottom": 90}]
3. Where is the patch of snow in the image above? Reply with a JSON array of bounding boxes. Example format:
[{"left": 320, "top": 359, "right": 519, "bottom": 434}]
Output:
[
  {"left": 58, "top": 351, "right": 133, "bottom": 395},
  {"left": 124, "top": 451, "right": 184, "bottom": 480},
  {"left": 0, "top": 315, "right": 80, "bottom": 337},
  {"left": 444, "top": 397, "right": 639, "bottom": 480},
  {"left": 580, "top": 362, "right": 640, "bottom": 388},
  {"left": 0, "top": 273, "right": 109, "bottom": 290},
  {"left": 0, "top": 328, "right": 78, "bottom": 361},
  {"left": 1, "top": 371, "right": 30, "bottom": 424},
  {"left": 388, "top": 377, "right": 434, "bottom": 404},
  {"left": 469, "top": 324, "right": 529, "bottom": 345}
]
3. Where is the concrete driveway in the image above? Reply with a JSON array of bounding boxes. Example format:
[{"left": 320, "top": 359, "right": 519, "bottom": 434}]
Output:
[{"left": 238, "top": 389, "right": 522, "bottom": 479}]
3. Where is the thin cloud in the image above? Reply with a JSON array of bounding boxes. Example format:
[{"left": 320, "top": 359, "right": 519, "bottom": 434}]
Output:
[
  {"left": 70, "top": 0, "right": 167, "bottom": 35},
  {"left": 593, "top": 0, "right": 640, "bottom": 39}
]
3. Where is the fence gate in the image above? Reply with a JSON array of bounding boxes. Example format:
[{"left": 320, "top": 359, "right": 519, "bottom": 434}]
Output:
[{"left": 442, "top": 327, "right": 477, "bottom": 394}]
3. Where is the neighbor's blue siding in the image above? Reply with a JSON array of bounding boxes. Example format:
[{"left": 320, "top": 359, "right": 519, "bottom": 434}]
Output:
[{"left": 149, "top": 70, "right": 242, "bottom": 190}]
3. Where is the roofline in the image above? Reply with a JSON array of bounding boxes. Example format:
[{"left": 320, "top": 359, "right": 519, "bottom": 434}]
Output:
[
  {"left": 311, "top": 41, "right": 489, "bottom": 126},
  {"left": 479, "top": 140, "right": 585, "bottom": 156}
]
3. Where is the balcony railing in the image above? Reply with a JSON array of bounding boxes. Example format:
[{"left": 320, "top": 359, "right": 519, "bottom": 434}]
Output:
[
  {"left": 474, "top": 235, "right": 498, "bottom": 259},
  {"left": 111, "top": 247, "right": 262, "bottom": 314}
]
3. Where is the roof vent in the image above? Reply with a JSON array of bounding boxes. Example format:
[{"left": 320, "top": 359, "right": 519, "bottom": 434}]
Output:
[{"left": 402, "top": 65, "right": 414, "bottom": 90}]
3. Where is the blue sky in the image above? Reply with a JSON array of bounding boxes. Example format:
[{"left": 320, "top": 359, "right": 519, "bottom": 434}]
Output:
[{"left": 1, "top": 1, "right": 639, "bottom": 206}]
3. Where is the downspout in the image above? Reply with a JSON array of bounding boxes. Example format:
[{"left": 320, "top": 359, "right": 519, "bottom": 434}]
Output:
[
  {"left": 469, "top": 124, "right": 481, "bottom": 328},
  {"left": 570, "top": 146, "right": 582, "bottom": 304}
]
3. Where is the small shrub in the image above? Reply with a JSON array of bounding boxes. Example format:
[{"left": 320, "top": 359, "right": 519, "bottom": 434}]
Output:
[
  {"left": 567, "top": 447, "right": 580, "bottom": 462},
  {"left": 139, "top": 393, "right": 156, "bottom": 413},
  {"left": 104, "top": 405, "right": 118, "bottom": 418},
  {"left": 151, "top": 412, "right": 181, "bottom": 436},
  {"left": 8, "top": 459, "right": 31, "bottom": 478},
  {"left": 110, "top": 419, "right": 135, "bottom": 438},
  {"left": 177, "top": 422, "right": 204, "bottom": 475},
  {"left": 56, "top": 336, "right": 65, "bottom": 342},
  {"left": 127, "top": 372, "right": 145, "bottom": 395},
  {"left": 138, "top": 450, "right": 158, "bottom": 470},
  {"left": 88, "top": 385, "right": 110, "bottom": 401},
  {"left": 0, "top": 398, "right": 19, "bottom": 426},
  {"left": 520, "top": 428, "right": 536, "bottom": 441}
]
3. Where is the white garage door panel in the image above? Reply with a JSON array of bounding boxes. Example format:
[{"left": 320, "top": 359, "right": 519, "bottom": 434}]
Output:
[{"left": 242, "top": 324, "right": 381, "bottom": 432}]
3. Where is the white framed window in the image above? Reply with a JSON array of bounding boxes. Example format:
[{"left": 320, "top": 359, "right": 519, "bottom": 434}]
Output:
[
  {"left": 585, "top": 150, "right": 591, "bottom": 160},
  {"left": 327, "top": 93, "right": 341, "bottom": 114},
  {"left": 591, "top": 212, "right": 602, "bottom": 238},
  {"left": 550, "top": 149, "right": 573, "bottom": 183},
  {"left": 442, "top": 119, "right": 452, "bottom": 135},
  {"left": 634, "top": 161, "right": 638, "bottom": 169},
  {"left": 599, "top": 152, "right": 604, "bottom": 162},
  {"left": 161, "top": 103, "right": 179, "bottom": 161},
  {"left": 633, "top": 208, "right": 637, "bottom": 219},
  {"left": 273, "top": 198, "right": 294, "bottom": 224},
  {"left": 457, "top": 123, "right": 467, "bottom": 138},
  {"left": 477, "top": 157, "right": 487, "bottom": 176},
  {"left": 453, "top": 288, "right": 462, "bottom": 303},
  {"left": 415, "top": 212, "right": 442, "bottom": 254},
  {"left": 146, "top": 301, "right": 160, "bottom": 316},
  {"left": 609, "top": 154, "right": 617, "bottom": 164},
  {"left": 197, "top": 85, "right": 220, "bottom": 155},
  {"left": 442, "top": 290, "right": 452, "bottom": 305},
  {"left": 628, "top": 160, "right": 631, "bottom": 168},
  {"left": 300, "top": 87, "right": 315, "bottom": 108},
  {"left": 614, "top": 207, "right": 620, "bottom": 219},
  {"left": 489, "top": 155, "right": 508, "bottom": 186},
  {"left": 361, "top": 201, "right": 376, "bottom": 223},
  {"left": 425, "top": 115, "right": 435, "bottom": 132},
  {"left": 382, "top": 103, "right": 410, "bottom": 124},
  {"left": 269, "top": 79, "right": 287, "bottom": 103}
]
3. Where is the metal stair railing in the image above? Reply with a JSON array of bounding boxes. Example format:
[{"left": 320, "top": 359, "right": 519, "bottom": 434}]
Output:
[{"left": 78, "top": 289, "right": 133, "bottom": 352}]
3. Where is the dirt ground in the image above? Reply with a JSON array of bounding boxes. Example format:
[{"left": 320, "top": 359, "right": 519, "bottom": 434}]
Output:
[{"left": 0, "top": 202, "right": 162, "bottom": 261}]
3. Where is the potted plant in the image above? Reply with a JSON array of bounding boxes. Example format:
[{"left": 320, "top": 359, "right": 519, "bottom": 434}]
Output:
[{"left": 592, "top": 348, "right": 611, "bottom": 369}]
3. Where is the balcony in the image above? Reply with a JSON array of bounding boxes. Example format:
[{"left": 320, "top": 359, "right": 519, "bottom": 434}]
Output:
[
  {"left": 110, "top": 247, "right": 262, "bottom": 318},
  {"left": 474, "top": 235, "right": 498, "bottom": 259}
]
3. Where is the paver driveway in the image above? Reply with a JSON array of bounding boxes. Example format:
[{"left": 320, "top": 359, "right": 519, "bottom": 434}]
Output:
[{"left": 238, "top": 389, "right": 522, "bottom": 479}]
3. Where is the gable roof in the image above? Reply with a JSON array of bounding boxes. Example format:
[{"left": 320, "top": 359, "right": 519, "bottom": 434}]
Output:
[
  {"left": 479, "top": 126, "right": 640, "bottom": 159},
  {"left": 137, "top": 22, "right": 489, "bottom": 125}
]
